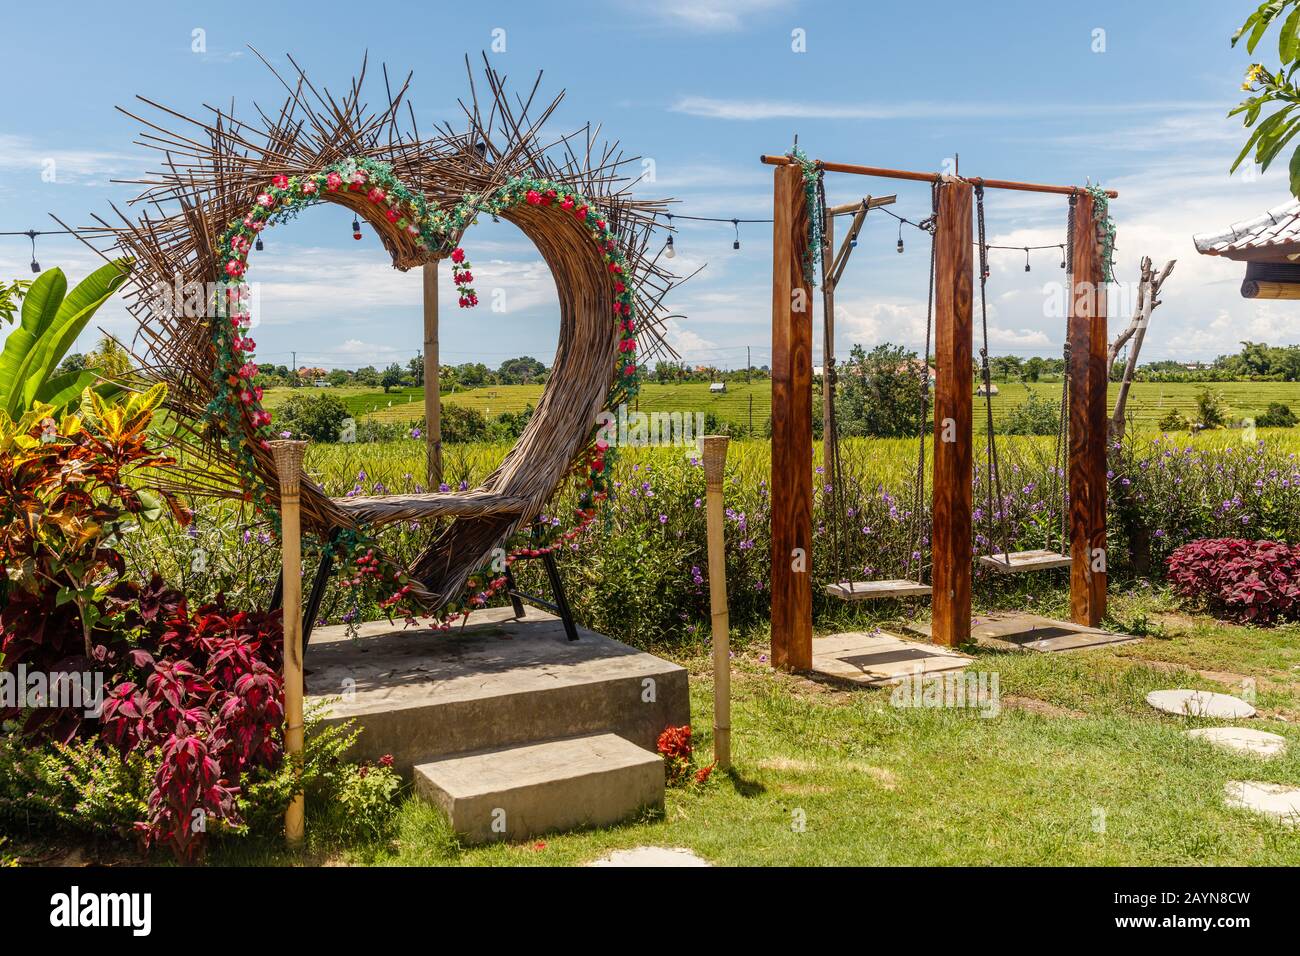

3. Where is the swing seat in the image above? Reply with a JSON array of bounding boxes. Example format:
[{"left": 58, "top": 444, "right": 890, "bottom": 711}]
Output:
[
  {"left": 978, "top": 550, "right": 1072, "bottom": 573},
  {"left": 826, "top": 579, "right": 932, "bottom": 601}
]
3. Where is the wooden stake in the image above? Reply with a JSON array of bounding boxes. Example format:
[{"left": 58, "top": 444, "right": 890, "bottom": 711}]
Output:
[
  {"left": 769, "top": 162, "right": 813, "bottom": 672},
  {"left": 1068, "top": 193, "right": 1108, "bottom": 626},
  {"left": 703, "top": 435, "right": 731, "bottom": 771},
  {"left": 423, "top": 261, "right": 442, "bottom": 488},
  {"left": 930, "top": 180, "right": 973, "bottom": 649},
  {"left": 270, "top": 440, "right": 308, "bottom": 847}
]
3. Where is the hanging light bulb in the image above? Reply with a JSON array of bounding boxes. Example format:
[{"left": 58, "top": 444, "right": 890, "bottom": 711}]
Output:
[
  {"left": 732, "top": 218, "right": 740, "bottom": 251},
  {"left": 1059, "top": 244, "right": 1067, "bottom": 269},
  {"left": 896, "top": 221, "right": 904, "bottom": 254},
  {"left": 352, "top": 218, "right": 362, "bottom": 241},
  {"left": 255, "top": 235, "right": 265, "bottom": 251},
  {"left": 1023, "top": 247, "right": 1031, "bottom": 273},
  {"left": 665, "top": 234, "right": 676, "bottom": 259},
  {"left": 26, "top": 230, "right": 39, "bottom": 273},
  {"left": 850, "top": 229, "right": 858, "bottom": 249}
]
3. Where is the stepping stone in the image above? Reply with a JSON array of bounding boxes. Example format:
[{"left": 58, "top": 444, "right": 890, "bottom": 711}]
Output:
[
  {"left": 588, "top": 846, "right": 711, "bottom": 867},
  {"left": 1146, "top": 689, "right": 1256, "bottom": 719},
  {"left": 1189, "top": 727, "right": 1287, "bottom": 758},
  {"left": 810, "top": 631, "right": 971, "bottom": 687},
  {"left": 414, "top": 733, "right": 664, "bottom": 844},
  {"left": 1224, "top": 781, "right": 1300, "bottom": 825}
]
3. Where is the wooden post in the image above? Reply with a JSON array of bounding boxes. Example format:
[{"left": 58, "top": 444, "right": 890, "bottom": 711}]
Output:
[
  {"left": 770, "top": 162, "right": 813, "bottom": 672},
  {"left": 270, "top": 439, "right": 308, "bottom": 847},
  {"left": 703, "top": 435, "right": 731, "bottom": 771},
  {"left": 930, "top": 180, "right": 973, "bottom": 649},
  {"left": 1068, "top": 193, "right": 1108, "bottom": 626},
  {"left": 423, "top": 261, "right": 442, "bottom": 488},
  {"left": 820, "top": 212, "right": 835, "bottom": 473}
]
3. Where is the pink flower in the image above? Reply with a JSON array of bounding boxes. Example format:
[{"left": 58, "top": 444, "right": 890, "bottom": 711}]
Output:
[
  {"left": 326, "top": 172, "right": 343, "bottom": 191},
  {"left": 406, "top": 224, "right": 420, "bottom": 235},
  {"left": 224, "top": 260, "right": 245, "bottom": 278},
  {"left": 367, "top": 187, "right": 386, "bottom": 203},
  {"left": 560, "top": 196, "right": 574, "bottom": 210},
  {"left": 272, "top": 174, "right": 289, "bottom": 189},
  {"left": 256, "top": 192, "right": 275, "bottom": 208},
  {"left": 301, "top": 179, "right": 318, "bottom": 195}
]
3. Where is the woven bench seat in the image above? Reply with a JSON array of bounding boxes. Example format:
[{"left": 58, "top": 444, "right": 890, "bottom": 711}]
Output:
[{"left": 332, "top": 491, "right": 532, "bottom": 527}]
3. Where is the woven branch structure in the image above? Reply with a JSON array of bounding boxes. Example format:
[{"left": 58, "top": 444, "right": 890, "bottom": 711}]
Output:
[{"left": 90, "top": 52, "right": 680, "bottom": 610}]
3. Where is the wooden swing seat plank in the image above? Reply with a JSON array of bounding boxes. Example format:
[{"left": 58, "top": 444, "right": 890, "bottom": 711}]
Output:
[
  {"left": 825, "top": 579, "right": 932, "bottom": 601},
  {"left": 979, "top": 550, "right": 1072, "bottom": 573}
]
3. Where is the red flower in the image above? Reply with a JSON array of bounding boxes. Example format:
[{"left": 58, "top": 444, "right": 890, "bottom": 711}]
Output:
[
  {"left": 326, "top": 172, "right": 343, "bottom": 191},
  {"left": 272, "top": 174, "right": 289, "bottom": 189},
  {"left": 526, "top": 189, "right": 542, "bottom": 205},
  {"left": 368, "top": 187, "right": 386, "bottom": 203},
  {"left": 451, "top": 247, "right": 466, "bottom": 264}
]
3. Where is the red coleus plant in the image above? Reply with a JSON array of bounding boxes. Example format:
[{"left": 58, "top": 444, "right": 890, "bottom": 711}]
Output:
[
  {"left": 99, "top": 591, "right": 285, "bottom": 862},
  {"left": 1166, "top": 538, "right": 1300, "bottom": 624}
]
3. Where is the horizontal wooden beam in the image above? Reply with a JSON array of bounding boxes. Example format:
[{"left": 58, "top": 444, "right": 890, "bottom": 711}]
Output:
[
  {"left": 827, "top": 195, "right": 896, "bottom": 216},
  {"left": 760, "top": 155, "right": 1118, "bottom": 199},
  {"left": 1242, "top": 279, "right": 1300, "bottom": 299}
]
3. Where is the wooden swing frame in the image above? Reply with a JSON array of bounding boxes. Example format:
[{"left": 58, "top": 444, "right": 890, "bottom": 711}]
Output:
[{"left": 764, "top": 154, "right": 1115, "bottom": 666}]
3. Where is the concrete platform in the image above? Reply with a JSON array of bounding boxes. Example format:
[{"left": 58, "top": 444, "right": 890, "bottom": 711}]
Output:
[
  {"left": 907, "top": 612, "right": 1140, "bottom": 653},
  {"left": 305, "top": 605, "right": 689, "bottom": 774},
  {"left": 415, "top": 733, "right": 664, "bottom": 844},
  {"left": 811, "top": 631, "right": 972, "bottom": 687}
]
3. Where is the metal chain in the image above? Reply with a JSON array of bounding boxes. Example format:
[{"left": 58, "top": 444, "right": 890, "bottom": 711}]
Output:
[
  {"left": 904, "top": 180, "right": 940, "bottom": 583},
  {"left": 974, "top": 182, "right": 1012, "bottom": 564},
  {"left": 817, "top": 170, "right": 852, "bottom": 588}
]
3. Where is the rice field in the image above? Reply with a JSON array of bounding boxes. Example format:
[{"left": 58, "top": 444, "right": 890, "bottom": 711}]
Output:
[{"left": 262, "top": 380, "right": 1300, "bottom": 434}]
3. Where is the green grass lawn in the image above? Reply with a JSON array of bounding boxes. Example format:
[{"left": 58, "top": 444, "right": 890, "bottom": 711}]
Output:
[
  {"left": 262, "top": 380, "right": 1300, "bottom": 434},
  {"left": 199, "top": 583, "right": 1300, "bottom": 867}
]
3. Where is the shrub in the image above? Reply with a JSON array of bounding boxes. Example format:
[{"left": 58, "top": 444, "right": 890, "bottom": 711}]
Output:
[
  {"left": 274, "top": 393, "right": 349, "bottom": 442},
  {"left": 1255, "top": 402, "right": 1298, "bottom": 428},
  {"left": 328, "top": 757, "right": 402, "bottom": 840},
  {"left": 1166, "top": 538, "right": 1300, "bottom": 624},
  {"left": 1158, "top": 408, "right": 1189, "bottom": 431},
  {"left": 1195, "top": 388, "right": 1229, "bottom": 429},
  {"left": 1001, "top": 388, "right": 1060, "bottom": 436}
]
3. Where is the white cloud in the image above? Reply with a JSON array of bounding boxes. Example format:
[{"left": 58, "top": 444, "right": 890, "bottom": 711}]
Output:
[
  {"left": 669, "top": 96, "right": 1226, "bottom": 122},
  {"left": 636, "top": 0, "right": 794, "bottom": 32}
]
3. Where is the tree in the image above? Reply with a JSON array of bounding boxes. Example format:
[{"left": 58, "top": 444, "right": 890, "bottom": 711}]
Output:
[
  {"left": 56, "top": 352, "right": 87, "bottom": 375},
  {"left": 274, "top": 393, "right": 349, "bottom": 442},
  {"left": 497, "top": 355, "right": 547, "bottom": 385},
  {"left": 87, "top": 333, "right": 133, "bottom": 379},
  {"left": 327, "top": 368, "right": 351, "bottom": 387},
  {"left": 1256, "top": 402, "right": 1298, "bottom": 427},
  {"left": 1195, "top": 388, "right": 1230, "bottom": 429},
  {"left": 1231, "top": 2, "right": 1300, "bottom": 197},
  {"left": 0, "top": 279, "right": 30, "bottom": 326},
  {"left": 354, "top": 365, "right": 380, "bottom": 386},
  {"left": 408, "top": 353, "right": 425, "bottom": 387},
  {"left": 380, "top": 362, "right": 405, "bottom": 393},
  {"left": 834, "top": 343, "right": 927, "bottom": 438}
]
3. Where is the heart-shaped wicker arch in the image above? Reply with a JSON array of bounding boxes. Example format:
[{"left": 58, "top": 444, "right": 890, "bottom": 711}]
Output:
[{"left": 88, "top": 54, "right": 681, "bottom": 611}]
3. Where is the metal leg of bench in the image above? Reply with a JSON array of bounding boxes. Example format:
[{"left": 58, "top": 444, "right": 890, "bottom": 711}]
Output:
[
  {"left": 542, "top": 551, "right": 579, "bottom": 642},
  {"left": 301, "top": 547, "right": 335, "bottom": 651},
  {"left": 503, "top": 565, "right": 527, "bottom": 619}
]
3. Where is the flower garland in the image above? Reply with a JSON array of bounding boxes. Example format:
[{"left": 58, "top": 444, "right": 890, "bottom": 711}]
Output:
[
  {"left": 1085, "top": 183, "right": 1117, "bottom": 284},
  {"left": 209, "top": 158, "right": 643, "bottom": 623},
  {"left": 789, "top": 146, "right": 824, "bottom": 286}
]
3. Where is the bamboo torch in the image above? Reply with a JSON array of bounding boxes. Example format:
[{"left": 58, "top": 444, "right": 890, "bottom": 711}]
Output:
[
  {"left": 702, "top": 435, "right": 731, "bottom": 771},
  {"left": 270, "top": 440, "right": 308, "bottom": 847}
]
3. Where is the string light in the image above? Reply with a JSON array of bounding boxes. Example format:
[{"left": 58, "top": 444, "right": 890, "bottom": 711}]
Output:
[
  {"left": 1024, "top": 247, "right": 1031, "bottom": 272},
  {"left": 27, "top": 230, "right": 39, "bottom": 273},
  {"left": 896, "top": 220, "right": 904, "bottom": 254},
  {"left": 665, "top": 234, "right": 675, "bottom": 258},
  {"left": 255, "top": 235, "right": 265, "bottom": 251},
  {"left": 732, "top": 218, "right": 740, "bottom": 251},
  {"left": 352, "top": 218, "right": 362, "bottom": 241}
]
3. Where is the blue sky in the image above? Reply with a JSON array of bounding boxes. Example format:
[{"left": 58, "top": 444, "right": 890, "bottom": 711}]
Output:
[{"left": 1, "top": 0, "right": 1296, "bottom": 370}]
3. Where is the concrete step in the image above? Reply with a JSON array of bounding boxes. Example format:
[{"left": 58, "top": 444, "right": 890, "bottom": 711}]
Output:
[
  {"left": 304, "top": 606, "right": 689, "bottom": 774},
  {"left": 414, "top": 733, "right": 664, "bottom": 843}
]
